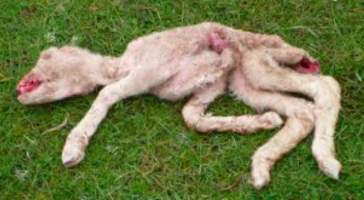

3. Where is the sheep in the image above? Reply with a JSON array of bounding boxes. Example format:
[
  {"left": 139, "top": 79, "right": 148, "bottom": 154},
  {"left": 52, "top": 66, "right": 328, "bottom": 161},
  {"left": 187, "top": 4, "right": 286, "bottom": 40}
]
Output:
[{"left": 16, "top": 22, "right": 341, "bottom": 189}]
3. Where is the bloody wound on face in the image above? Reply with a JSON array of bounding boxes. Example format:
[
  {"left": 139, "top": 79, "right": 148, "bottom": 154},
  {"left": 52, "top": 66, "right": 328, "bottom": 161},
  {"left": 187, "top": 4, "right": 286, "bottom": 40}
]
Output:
[{"left": 16, "top": 75, "right": 42, "bottom": 96}]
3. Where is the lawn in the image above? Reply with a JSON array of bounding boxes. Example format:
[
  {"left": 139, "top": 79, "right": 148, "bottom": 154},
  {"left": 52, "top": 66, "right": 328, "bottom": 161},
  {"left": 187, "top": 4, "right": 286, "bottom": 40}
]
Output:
[{"left": 1, "top": 0, "right": 363, "bottom": 199}]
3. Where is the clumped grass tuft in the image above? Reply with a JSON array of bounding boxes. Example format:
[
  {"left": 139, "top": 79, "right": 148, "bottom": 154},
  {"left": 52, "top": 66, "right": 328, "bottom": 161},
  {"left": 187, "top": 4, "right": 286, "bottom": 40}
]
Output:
[{"left": 0, "top": 0, "right": 363, "bottom": 199}]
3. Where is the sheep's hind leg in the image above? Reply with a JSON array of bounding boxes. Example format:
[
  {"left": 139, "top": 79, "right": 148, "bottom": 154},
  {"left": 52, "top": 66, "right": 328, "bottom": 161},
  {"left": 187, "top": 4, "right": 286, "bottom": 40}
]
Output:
[
  {"left": 264, "top": 45, "right": 310, "bottom": 65},
  {"left": 230, "top": 69, "right": 315, "bottom": 189},
  {"left": 182, "top": 79, "right": 283, "bottom": 134},
  {"left": 242, "top": 51, "right": 342, "bottom": 181}
]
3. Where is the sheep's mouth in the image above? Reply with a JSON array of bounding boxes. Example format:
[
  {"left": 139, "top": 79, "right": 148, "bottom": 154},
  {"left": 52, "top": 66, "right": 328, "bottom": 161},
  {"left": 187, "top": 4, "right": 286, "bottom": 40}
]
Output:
[{"left": 16, "top": 79, "right": 42, "bottom": 96}]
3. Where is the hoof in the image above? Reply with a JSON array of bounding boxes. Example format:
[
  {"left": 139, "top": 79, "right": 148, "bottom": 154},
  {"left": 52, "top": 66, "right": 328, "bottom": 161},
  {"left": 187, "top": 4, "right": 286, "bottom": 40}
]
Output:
[
  {"left": 62, "top": 142, "right": 85, "bottom": 167},
  {"left": 251, "top": 170, "right": 271, "bottom": 190},
  {"left": 319, "top": 158, "right": 342, "bottom": 180}
]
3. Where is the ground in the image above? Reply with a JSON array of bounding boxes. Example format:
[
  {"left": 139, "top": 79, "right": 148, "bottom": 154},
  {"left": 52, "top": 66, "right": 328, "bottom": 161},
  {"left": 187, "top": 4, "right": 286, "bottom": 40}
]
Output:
[{"left": 0, "top": 0, "right": 363, "bottom": 199}]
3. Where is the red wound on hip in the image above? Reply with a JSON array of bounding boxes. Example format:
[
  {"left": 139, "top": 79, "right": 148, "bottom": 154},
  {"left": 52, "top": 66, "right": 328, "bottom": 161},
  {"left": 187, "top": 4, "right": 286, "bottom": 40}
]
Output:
[{"left": 294, "top": 57, "right": 320, "bottom": 74}]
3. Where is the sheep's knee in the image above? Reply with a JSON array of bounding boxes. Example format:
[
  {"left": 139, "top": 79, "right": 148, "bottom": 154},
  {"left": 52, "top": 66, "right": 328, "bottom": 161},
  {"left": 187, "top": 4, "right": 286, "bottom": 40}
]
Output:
[
  {"left": 286, "top": 104, "right": 315, "bottom": 128},
  {"left": 182, "top": 104, "right": 206, "bottom": 131},
  {"left": 321, "top": 76, "right": 341, "bottom": 100},
  {"left": 296, "top": 111, "right": 315, "bottom": 131},
  {"left": 183, "top": 115, "right": 216, "bottom": 133}
]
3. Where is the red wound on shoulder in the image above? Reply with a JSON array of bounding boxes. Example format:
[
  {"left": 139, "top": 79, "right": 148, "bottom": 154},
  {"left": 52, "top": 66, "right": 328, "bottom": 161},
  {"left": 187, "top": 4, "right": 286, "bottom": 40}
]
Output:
[
  {"left": 208, "top": 31, "right": 229, "bottom": 54},
  {"left": 294, "top": 57, "right": 320, "bottom": 74}
]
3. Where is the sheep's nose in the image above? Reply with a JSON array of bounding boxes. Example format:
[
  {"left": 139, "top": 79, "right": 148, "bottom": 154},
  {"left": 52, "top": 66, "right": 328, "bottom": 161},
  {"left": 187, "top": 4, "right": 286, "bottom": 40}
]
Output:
[{"left": 16, "top": 81, "right": 24, "bottom": 96}]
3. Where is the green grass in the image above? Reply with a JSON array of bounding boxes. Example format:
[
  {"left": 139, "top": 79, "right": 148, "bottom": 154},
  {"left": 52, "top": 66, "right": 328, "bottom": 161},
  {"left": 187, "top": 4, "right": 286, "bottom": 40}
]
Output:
[{"left": 1, "top": 0, "right": 364, "bottom": 199}]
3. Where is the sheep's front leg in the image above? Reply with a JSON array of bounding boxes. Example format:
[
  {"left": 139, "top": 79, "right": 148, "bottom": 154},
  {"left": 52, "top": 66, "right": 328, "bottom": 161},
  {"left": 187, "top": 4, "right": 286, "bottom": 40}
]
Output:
[
  {"left": 182, "top": 79, "right": 283, "bottom": 134},
  {"left": 242, "top": 50, "right": 342, "bottom": 180},
  {"left": 61, "top": 83, "right": 124, "bottom": 167},
  {"left": 62, "top": 66, "right": 173, "bottom": 167}
]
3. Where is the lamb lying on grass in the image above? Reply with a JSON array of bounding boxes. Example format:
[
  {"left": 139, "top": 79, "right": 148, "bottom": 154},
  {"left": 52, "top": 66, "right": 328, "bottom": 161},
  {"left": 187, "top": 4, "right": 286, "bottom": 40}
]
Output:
[{"left": 16, "top": 22, "right": 341, "bottom": 189}]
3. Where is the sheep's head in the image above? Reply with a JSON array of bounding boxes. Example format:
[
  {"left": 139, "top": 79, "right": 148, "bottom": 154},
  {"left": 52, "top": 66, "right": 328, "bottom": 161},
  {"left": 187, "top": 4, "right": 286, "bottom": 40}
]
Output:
[{"left": 17, "top": 47, "right": 98, "bottom": 105}]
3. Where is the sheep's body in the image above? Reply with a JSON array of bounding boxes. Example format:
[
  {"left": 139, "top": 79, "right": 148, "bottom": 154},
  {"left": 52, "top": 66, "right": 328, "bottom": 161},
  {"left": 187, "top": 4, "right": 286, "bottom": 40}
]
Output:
[{"left": 17, "top": 22, "right": 341, "bottom": 189}]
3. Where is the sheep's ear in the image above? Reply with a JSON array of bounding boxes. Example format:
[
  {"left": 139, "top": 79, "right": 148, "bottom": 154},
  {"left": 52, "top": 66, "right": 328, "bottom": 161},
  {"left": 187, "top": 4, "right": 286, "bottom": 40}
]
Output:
[{"left": 40, "top": 47, "right": 58, "bottom": 60}]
